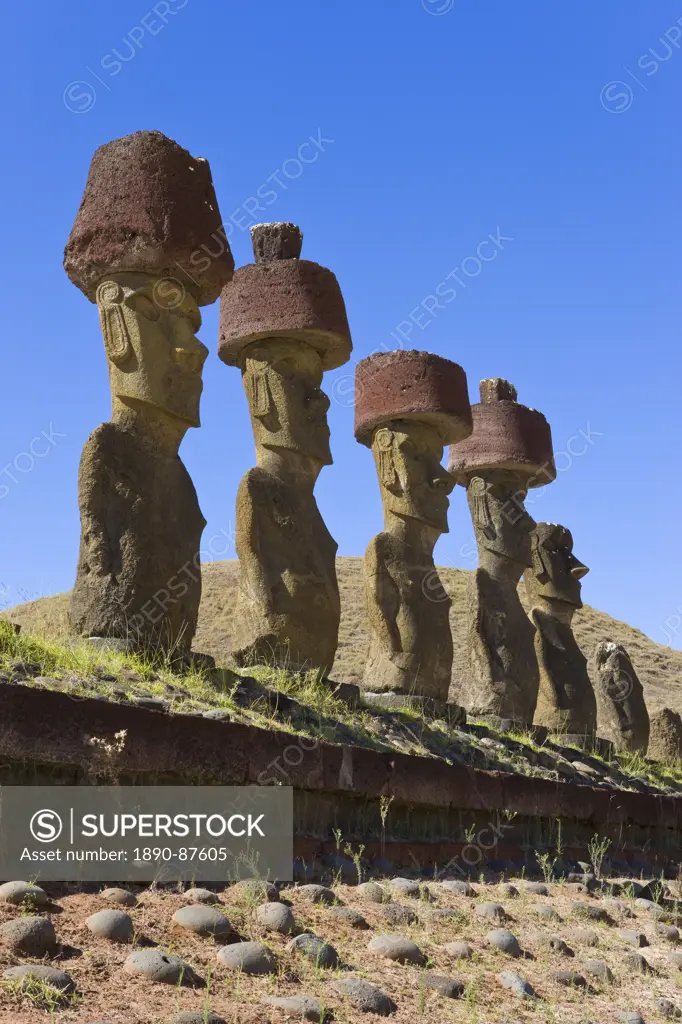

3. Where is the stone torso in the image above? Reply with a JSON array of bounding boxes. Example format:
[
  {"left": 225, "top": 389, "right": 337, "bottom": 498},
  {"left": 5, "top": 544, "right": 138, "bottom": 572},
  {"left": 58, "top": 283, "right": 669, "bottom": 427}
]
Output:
[
  {"left": 70, "top": 422, "right": 205, "bottom": 651},
  {"left": 231, "top": 466, "right": 340, "bottom": 674},
  {"left": 465, "top": 568, "right": 538, "bottom": 723},
  {"left": 594, "top": 643, "right": 649, "bottom": 753},
  {"left": 530, "top": 608, "right": 596, "bottom": 734},
  {"left": 363, "top": 532, "right": 452, "bottom": 700}
]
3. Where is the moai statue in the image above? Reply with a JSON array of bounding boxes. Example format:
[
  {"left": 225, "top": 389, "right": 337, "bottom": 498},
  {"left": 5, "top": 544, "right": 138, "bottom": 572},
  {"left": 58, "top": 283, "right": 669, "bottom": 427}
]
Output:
[
  {"left": 524, "top": 523, "right": 596, "bottom": 739},
  {"left": 593, "top": 640, "right": 649, "bottom": 753},
  {"left": 648, "top": 708, "right": 682, "bottom": 763},
  {"left": 448, "top": 379, "right": 555, "bottom": 728},
  {"left": 64, "top": 131, "right": 233, "bottom": 654},
  {"left": 354, "top": 351, "right": 472, "bottom": 701},
  {"left": 218, "top": 223, "right": 352, "bottom": 675}
]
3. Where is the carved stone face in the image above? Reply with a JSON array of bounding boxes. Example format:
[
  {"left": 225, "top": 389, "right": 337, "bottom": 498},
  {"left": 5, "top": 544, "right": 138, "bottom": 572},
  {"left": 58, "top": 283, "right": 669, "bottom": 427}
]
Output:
[
  {"left": 467, "top": 471, "right": 536, "bottom": 567},
  {"left": 242, "top": 338, "right": 332, "bottom": 465},
  {"left": 373, "top": 420, "right": 453, "bottom": 532},
  {"left": 529, "top": 522, "right": 588, "bottom": 607},
  {"left": 96, "top": 272, "right": 207, "bottom": 428}
]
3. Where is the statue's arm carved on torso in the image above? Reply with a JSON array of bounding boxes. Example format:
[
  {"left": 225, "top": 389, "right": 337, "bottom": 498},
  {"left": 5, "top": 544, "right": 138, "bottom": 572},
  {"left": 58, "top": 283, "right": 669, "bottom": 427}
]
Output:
[
  {"left": 76, "top": 426, "right": 121, "bottom": 580},
  {"left": 365, "top": 534, "right": 420, "bottom": 671},
  {"left": 235, "top": 469, "right": 281, "bottom": 619}
]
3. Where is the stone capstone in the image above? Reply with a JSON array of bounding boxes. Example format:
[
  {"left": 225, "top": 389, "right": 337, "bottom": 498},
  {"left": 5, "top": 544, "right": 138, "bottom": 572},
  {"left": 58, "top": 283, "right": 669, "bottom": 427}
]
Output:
[{"left": 65, "top": 131, "right": 233, "bottom": 305}]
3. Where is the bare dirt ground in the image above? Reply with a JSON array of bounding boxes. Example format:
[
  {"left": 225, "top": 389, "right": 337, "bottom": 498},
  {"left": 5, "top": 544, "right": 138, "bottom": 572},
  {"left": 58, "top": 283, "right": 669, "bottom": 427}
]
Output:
[
  {"left": 0, "top": 874, "right": 680, "bottom": 1023},
  {"left": 7, "top": 557, "right": 682, "bottom": 716}
]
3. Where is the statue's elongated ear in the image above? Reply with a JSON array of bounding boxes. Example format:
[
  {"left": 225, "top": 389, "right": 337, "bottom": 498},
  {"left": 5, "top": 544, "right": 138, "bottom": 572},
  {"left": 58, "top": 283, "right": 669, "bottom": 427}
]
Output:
[
  {"left": 374, "top": 427, "right": 400, "bottom": 493},
  {"left": 96, "top": 281, "right": 133, "bottom": 366},
  {"left": 531, "top": 530, "right": 552, "bottom": 582},
  {"left": 469, "top": 477, "right": 495, "bottom": 540},
  {"left": 244, "top": 369, "right": 273, "bottom": 419}
]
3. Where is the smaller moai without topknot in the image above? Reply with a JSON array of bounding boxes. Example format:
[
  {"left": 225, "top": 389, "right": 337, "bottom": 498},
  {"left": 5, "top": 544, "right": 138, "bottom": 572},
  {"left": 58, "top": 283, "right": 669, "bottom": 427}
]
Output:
[
  {"left": 354, "top": 350, "right": 472, "bottom": 702},
  {"left": 525, "top": 523, "right": 597, "bottom": 740},
  {"left": 593, "top": 640, "right": 649, "bottom": 753},
  {"left": 64, "top": 130, "right": 233, "bottom": 655},
  {"left": 218, "top": 223, "right": 352, "bottom": 676},
  {"left": 647, "top": 708, "right": 682, "bottom": 763},
  {"left": 449, "top": 379, "right": 555, "bottom": 727}
]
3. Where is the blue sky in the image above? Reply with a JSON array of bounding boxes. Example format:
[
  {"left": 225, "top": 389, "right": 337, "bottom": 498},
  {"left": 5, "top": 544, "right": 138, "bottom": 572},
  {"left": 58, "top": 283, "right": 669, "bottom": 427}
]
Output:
[{"left": 3, "top": 0, "right": 681, "bottom": 651}]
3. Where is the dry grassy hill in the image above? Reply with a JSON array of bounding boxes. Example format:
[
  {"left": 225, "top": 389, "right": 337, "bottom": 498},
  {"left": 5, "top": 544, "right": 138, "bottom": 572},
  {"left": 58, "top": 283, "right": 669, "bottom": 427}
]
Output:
[{"left": 6, "top": 556, "right": 682, "bottom": 715}]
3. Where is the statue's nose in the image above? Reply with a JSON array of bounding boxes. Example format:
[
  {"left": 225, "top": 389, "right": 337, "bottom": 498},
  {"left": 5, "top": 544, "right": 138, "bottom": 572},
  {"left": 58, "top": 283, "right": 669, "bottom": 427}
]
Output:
[{"left": 570, "top": 556, "right": 589, "bottom": 580}]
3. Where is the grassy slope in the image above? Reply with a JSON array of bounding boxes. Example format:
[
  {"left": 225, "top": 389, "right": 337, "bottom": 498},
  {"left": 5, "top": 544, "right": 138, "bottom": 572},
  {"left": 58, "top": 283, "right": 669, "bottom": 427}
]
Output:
[{"left": 6, "top": 556, "right": 682, "bottom": 714}]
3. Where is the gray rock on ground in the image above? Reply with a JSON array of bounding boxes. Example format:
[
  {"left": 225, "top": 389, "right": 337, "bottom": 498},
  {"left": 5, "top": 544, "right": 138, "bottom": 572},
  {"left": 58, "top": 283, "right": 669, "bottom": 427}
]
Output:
[
  {"left": 286, "top": 933, "right": 339, "bottom": 968},
  {"left": 233, "top": 879, "right": 279, "bottom": 902},
  {"left": 86, "top": 909, "right": 134, "bottom": 943},
  {"left": 124, "top": 950, "right": 200, "bottom": 986},
  {"left": 571, "top": 927, "right": 600, "bottom": 946},
  {"left": 658, "top": 924, "right": 680, "bottom": 942},
  {"left": 368, "top": 933, "right": 425, "bottom": 964},
  {"left": 101, "top": 887, "right": 137, "bottom": 907},
  {"left": 183, "top": 888, "right": 219, "bottom": 905},
  {"left": 552, "top": 970, "right": 586, "bottom": 987},
  {"left": 416, "top": 972, "right": 465, "bottom": 997},
  {"left": 263, "top": 995, "right": 329, "bottom": 1022},
  {"left": 584, "top": 958, "right": 614, "bottom": 982},
  {"left": 656, "top": 999, "right": 681, "bottom": 1019},
  {"left": 440, "top": 880, "right": 476, "bottom": 896},
  {"left": 0, "top": 916, "right": 56, "bottom": 956},
  {"left": 603, "top": 898, "right": 633, "bottom": 918},
  {"left": 382, "top": 903, "right": 418, "bottom": 926},
  {"left": 389, "top": 877, "right": 422, "bottom": 898},
  {"left": 445, "top": 940, "right": 474, "bottom": 959},
  {"left": 255, "top": 901, "right": 295, "bottom": 935},
  {"left": 546, "top": 935, "right": 571, "bottom": 954},
  {"left": 618, "top": 929, "right": 648, "bottom": 947},
  {"left": 172, "top": 905, "right": 234, "bottom": 938},
  {"left": 0, "top": 881, "right": 48, "bottom": 906},
  {"left": 624, "top": 951, "right": 654, "bottom": 974},
  {"left": 297, "top": 884, "right": 336, "bottom": 905},
  {"left": 475, "top": 901, "right": 506, "bottom": 922},
  {"left": 524, "top": 882, "right": 549, "bottom": 895},
  {"left": 487, "top": 929, "right": 521, "bottom": 957},
  {"left": 572, "top": 902, "right": 611, "bottom": 923},
  {"left": 497, "top": 970, "right": 535, "bottom": 998},
  {"left": 357, "top": 881, "right": 387, "bottom": 903},
  {"left": 332, "top": 977, "right": 397, "bottom": 1016},
  {"left": 2, "top": 965, "right": 75, "bottom": 993},
  {"left": 217, "top": 941, "right": 277, "bottom": 975},
  {"left": 536, "top": 905, "right": 561, "bottom": 922},
  {"left": 327, "top": 905, "right": 369, "bottom": 928}
]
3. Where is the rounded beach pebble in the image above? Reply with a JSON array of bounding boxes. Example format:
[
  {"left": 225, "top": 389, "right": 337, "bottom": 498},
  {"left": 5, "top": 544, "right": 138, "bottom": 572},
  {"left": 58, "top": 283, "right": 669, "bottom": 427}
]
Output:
[
  {"left": 2, "top": 964, "right": 74, "bottom": 993},
  {"left": 286, "top": 933, "right": 339, "bottom": 968},
  {"left": 101, "top": 887, "right": 137, "bottom": 907},
  {"left": 0, "top": 916, "right": 56, "bottom": 956},
  {"left": 86, "top": 909, "right": 134, "bottom": 943},
  {"left": 368, "top": 933, "right": 424, "bottom": 964},
  {"left": 124, "top": 949, "right": 200, "bottom": 986},
  {"left": 332, "top": 977, "right": 397, "bottom": 1016},
  {"left": 0, "top": 881, "right": 48, "bottom": 906},
  {"left": 173, "top": 905, "right": 234, "bottom": 938},
  {"left": 255, "top": 901, "right": 295, "bottom": 935},
  {"left": 183, "top": 888, "right": 219, "bottom": 905},
  {"left": 217, "top": 940, "right": 277, "bottom": 975}
]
